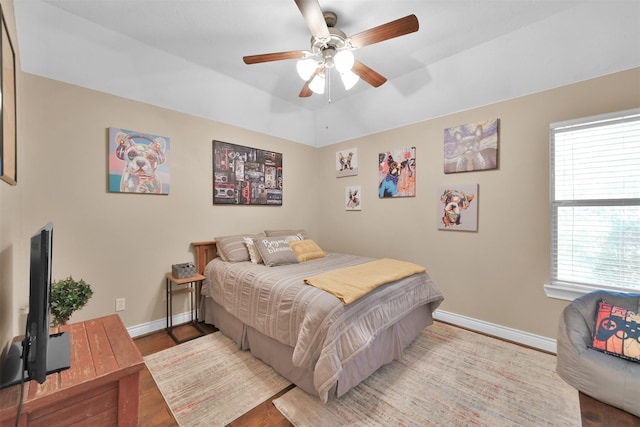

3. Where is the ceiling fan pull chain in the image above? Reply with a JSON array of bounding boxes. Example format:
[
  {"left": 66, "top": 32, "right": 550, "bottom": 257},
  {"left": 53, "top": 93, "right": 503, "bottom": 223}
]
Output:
[{"left": 327, "top": 69, "right": 331, "bottom": 103}]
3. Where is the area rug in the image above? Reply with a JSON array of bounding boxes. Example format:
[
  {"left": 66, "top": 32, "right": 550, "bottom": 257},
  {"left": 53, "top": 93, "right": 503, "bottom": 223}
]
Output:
[
  {"left": 144, "top": 332, "right": 290, "bottom": 426},
  {"left": 273, "top": 322, "right": 580, "bottom": 426}
]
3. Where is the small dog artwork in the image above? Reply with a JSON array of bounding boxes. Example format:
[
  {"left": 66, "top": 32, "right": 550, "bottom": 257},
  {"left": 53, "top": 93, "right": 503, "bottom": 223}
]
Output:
[
  {"left": 444, "top": 119, "right": 498, "bottom": 173},
  {"left": 109, "top": 128, "right": 170, "bottom": 194},
  {"left": 438, "top": 184, "right": 478, "bottom": 231},
  {"left": 378, "top": 147, "right": 416, "bottom": 198},
  {"left": 345, "top": 185, "right": 361, "bottom": 211},
  {"left": 336, "top": 148, "right": 358, "bottom": 177}
]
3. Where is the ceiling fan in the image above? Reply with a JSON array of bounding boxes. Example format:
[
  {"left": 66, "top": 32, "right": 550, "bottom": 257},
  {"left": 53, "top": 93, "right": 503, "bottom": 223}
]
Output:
[{"left": 242, "top": 0, "right": 419, "bottom": 98}]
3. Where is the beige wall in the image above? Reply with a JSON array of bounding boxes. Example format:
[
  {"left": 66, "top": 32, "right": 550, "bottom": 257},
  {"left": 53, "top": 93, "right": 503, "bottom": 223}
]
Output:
[
  {"left": 0, "top": 1, "right": 638, "bottom": 350},
  {"left": 9, "top": 73, "right": 320, "bottom": 335},
  {"left": 317, "top": 68, "right": 640, "bottom": 338}
]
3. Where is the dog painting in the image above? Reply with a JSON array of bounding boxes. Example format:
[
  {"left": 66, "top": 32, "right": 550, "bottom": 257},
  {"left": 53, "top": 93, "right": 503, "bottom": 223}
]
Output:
[
  {"left": 336, "top": 148, "right": 358, "bottom": 177},
  {"left": 438, "top": 184, "right": 478, "bottom": 231},
  {"left": 345, "top": 185, "right": 361, "bottom": 211},
  {"left": 444, "top": 119, "right": 498, "bottom": 174},
  {"left": 109, "top": 128, "right": 170, "bottom": 194},
  {"left": 378, "top": 147, "right": 416, "bottom": 198}
]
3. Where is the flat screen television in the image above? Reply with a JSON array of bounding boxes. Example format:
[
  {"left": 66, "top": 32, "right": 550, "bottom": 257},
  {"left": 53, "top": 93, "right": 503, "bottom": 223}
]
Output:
[{"left": 0, "top": 223, "right": 70, "bottom": 389}]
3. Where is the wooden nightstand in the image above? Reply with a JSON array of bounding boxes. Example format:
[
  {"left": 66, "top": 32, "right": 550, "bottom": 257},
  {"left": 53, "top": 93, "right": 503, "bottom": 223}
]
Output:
[{"left": 165, "top": 272, "right": 207, "bottom": 343}]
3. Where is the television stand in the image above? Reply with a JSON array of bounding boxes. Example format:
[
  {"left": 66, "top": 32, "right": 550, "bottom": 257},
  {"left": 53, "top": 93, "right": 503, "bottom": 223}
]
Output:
[
  {"left": 0, "top": 315, "right": 143, "bottom": 427},
  {"left": 0, "top": 332, "right": 70, "bottom": 389}
]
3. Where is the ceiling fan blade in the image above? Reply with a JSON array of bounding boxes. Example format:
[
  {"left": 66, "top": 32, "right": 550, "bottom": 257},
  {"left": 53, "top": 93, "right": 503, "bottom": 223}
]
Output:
[
  {"left": 294, "top": 0, "right": 330, "bottom": 39},
  {"left": 299, "top": 82, "right": 313, "bottom": 98},
  {"left": 299, "top": 67, "right": 324, "bottom": 97},
  {"left": 243, "top": 50, "right": 306, "bottom": 64},
  {"left": 352, "top": 60, "right": 387, "bottom": 87},
  {"left": 349, "top": 14, "right": 419, "bottom": 49}
]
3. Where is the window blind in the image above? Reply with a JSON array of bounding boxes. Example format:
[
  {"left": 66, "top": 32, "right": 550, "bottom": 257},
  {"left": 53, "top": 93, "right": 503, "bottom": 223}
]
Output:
[{"left": 550, "top": 108, "right": 640, "bottom": 292}]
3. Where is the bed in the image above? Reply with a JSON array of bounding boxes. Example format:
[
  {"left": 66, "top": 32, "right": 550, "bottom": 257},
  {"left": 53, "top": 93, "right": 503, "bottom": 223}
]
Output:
[{"left": 192, "top": 233, "right": 444, "bottom": 403}]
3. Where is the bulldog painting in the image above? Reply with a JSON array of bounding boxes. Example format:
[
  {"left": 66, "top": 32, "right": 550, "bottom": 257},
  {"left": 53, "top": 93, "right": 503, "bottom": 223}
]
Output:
[
  {"left": 109, "top": 128, "right": 170, "bottom": 194},
  {"left": 438, "top": 184, "right": 478, "bottom": 231}
]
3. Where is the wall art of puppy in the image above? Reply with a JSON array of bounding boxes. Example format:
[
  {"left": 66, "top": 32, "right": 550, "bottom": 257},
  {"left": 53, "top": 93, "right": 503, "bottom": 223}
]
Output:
[
  {"left": 115, "top": 132, "right": 167, "bottom": 193},
  {"left": 339, "top": 152, "right": 354, "bottom": 171},
  {"left": 440, "top": 189, "right": 475, "bottom": 228},
  {"left": 346, "top": 187, "right": 360, "bottom": 209}
]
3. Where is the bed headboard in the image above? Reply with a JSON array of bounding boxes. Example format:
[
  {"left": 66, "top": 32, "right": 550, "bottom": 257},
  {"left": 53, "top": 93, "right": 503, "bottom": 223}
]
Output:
[{"left": 191, "top": 241, "right": 217, "bottom": 275}]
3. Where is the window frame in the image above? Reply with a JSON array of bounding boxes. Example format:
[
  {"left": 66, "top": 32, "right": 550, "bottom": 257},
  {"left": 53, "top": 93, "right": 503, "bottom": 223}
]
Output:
[{"left": 545, "top": 107, "right": 640, "bottom": 301}]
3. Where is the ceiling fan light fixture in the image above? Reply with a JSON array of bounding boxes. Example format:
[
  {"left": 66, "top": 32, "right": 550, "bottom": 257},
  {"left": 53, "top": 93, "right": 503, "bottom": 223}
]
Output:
[
  {"left": 296, "top": 58, "right": 318, "bottom": 81},
  {"left": 340, "top": 69, "right": 360, "bottom": 90},
  {"left": 334, "top": 49, "right": 354, "bottom": 73},
  {"left": 308, "top": 72, "right": 326, "bottom": 94}
]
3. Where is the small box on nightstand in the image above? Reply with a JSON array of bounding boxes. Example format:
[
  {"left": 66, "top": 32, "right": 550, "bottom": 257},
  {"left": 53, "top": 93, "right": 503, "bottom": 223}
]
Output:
[{"left": 171, "top": 262, "right": 196, "bottom": 279}]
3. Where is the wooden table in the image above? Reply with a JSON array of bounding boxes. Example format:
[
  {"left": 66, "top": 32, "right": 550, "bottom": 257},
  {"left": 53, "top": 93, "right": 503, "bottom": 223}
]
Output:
[{"left": 0, "top": 314, "right": 144, "bottom": 427}]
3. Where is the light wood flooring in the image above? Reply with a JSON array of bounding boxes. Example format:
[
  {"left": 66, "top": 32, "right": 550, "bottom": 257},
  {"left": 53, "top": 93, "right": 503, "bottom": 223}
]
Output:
[{"left": 134, "top": 323, "right": 640, "bottom": 427}]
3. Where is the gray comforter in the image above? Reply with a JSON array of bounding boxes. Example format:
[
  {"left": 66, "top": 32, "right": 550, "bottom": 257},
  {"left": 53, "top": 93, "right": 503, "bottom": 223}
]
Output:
[{"left": 201, "top": 252, "right": 444, "bottom": 402}]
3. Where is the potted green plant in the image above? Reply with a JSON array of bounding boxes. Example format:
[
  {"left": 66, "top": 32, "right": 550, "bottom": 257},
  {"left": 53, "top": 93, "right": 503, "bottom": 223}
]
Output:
[{"left": 50, "top": 276, "right": 94, "bottom": 326}]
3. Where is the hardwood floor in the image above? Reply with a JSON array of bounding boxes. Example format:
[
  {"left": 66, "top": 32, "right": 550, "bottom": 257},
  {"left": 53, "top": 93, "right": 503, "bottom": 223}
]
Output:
[
  {"left": 579, "top": 393, "right": 640, "bottom": 427},
  {"left": 134, "top": 323, "right": 640, "bottom": 427}
]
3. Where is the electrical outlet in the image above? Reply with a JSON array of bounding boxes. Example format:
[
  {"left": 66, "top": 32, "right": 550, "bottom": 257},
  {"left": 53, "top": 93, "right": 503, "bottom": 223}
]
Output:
[{"left": 115, "top": 298, "right": 126, "bottom": 312}]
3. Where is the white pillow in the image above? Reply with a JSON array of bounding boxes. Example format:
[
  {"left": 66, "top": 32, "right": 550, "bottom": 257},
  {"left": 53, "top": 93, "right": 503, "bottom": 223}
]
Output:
[{"left": 244, "top": 237, "right": 263, "bottom": 264}]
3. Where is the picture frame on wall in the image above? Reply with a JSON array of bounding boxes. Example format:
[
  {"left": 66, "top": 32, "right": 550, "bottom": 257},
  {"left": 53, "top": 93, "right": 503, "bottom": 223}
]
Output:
[
  {"left": 336, "top": 148, "right": 358, "bottom": 177},
  {"left": 444, "top": 118, "right": 499, "bottom": 174},
  {"left": 108, "top": 127, "right": 170, "bottom": 194},
  {"left": 438, "top": 184, "right": 478, "bottom": 231},
  {"left": 378, "top": 147, "right": 416, "bottom": 198},
  {"left": 213, "top": 140, "right": 283, "bottom": 205},
  {"left": 345, "top": 185, "right": 361, "bottom": 211},
  {"left": 0, "top": 5, "right": 17, "bottom": 186}
]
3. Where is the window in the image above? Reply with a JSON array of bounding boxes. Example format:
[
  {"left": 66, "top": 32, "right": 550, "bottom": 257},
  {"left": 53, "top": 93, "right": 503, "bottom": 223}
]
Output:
[{"left": 548, "top": 108, "right": 640, "bottom": 300}]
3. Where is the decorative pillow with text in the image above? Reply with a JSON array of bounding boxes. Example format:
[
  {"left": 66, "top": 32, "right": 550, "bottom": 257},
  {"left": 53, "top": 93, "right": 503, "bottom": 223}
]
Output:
[{"left": 254, "top": 236, "right": 300, "bottom": 267}]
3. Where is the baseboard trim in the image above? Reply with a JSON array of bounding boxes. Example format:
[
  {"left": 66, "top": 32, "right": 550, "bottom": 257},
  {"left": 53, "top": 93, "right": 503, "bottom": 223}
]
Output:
[
  {"left": 127, "top": 309, "right": 557, "bottom": 354},
  {"left": 433, "top": 309, "right": 557, "bottom": 354},
  {"left": 127, "top": 311, "right": 194, "bottom": 338}
]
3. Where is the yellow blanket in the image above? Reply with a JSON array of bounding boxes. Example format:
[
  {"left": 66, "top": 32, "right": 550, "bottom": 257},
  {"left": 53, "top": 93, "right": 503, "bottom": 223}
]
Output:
[{"left": 304, "top": 258, "right": 426, "bottom": 305}]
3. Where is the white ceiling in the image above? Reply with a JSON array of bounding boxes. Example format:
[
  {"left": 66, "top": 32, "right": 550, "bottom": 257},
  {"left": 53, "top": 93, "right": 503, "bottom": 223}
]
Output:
[{"left": 13, "top": 0, "right": 640, "bottom": 147}]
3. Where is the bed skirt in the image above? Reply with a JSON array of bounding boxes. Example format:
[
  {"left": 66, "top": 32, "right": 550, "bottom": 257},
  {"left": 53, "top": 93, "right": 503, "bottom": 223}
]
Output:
[{"left": 200, "top": 296, "right": 433, "bottom": 400}]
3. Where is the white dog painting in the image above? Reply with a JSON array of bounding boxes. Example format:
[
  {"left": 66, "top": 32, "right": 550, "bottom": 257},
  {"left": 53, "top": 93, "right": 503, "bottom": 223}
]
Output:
[{"left": 109, "top": 128, "right": 170, "bottom": 194}]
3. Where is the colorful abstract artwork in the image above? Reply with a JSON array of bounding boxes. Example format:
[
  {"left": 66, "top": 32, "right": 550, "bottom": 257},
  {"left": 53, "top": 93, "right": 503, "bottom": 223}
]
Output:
[
  {"left": 108, "top": 127, "right": 170, "bottom": 194},
  {"left": 444, "top": 118, "right": 499, "bottom": 173},
  {"left": 345, "top": 185, "right": 361, "bottom": 211},
  {"left": 378, "top": 147, "right": 416, "bottom": 198},
  {"left": 592, "top": 301, "right": 640, "bottom": 362},
  {"left": 213, "top": 140, "right": 282, "bottom": 205},
  {"left": 336, "top": 148, "right": 358, "bottom": 177},
  {"left": 438, "top": 184, "right": 478, "bottom": 231}
]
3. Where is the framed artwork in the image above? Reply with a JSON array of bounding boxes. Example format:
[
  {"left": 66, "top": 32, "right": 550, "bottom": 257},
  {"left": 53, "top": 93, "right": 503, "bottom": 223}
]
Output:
[
  {"left": 378, "top": 147, "right": 416, "bottom": 198},
  {"left": 438, "top": 184, "right": 478, "bottom": 231},
  {"left": 345, "top": 185, "right": 361, "bottom": 211},
  {"left": 444, "top": 118, "right": 499, "bottom": 173},
  {"left": 336, "top": 148, "right": 358, "bottom": 177},
  {"left": 213, "top": 140, "right": 282, "bottom": 205},
  {"left": 0, "top": 5, "right": 16, "bottom": 185},
  {"left": 108, "top": 127, "right": 170, "bottom": 194}
]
